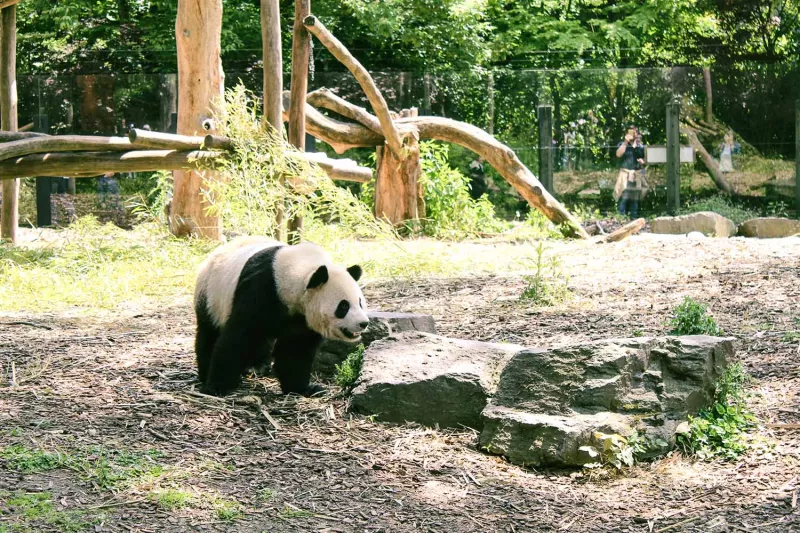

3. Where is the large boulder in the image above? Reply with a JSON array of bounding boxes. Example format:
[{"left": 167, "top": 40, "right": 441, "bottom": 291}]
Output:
[
  {"left": 350, "top": 332, "right": 523, "bottom": 429},
  {"left": 479, "top": 336, "right": 733, "bottom": 467},
  {"left": 738, "top": 217, "right": 800, "bottom": 239},
  {"left": 650, "top": 212, "right": 736, "bottom": 237},
  {"left": 314, "top": 311, "right": 436, "bottom": 376}
]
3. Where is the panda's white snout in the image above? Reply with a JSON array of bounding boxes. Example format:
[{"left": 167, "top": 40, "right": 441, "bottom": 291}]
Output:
[{"left": 340, "top": 319, "right": 369, "bottom": 340}]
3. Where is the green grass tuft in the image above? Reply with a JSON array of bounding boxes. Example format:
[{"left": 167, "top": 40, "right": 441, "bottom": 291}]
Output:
[
  {"left": 668, "top": 297, "right": 723, "bottom": 336},
  {"left": 335, "top": 344, "right": 365, "bottom": 389},
  {"left": 150, "top": 489, "right": 195, "bottom": 510},
  {"left": 519, "top": 242, "right": 572, "bottom": 306},
  {"left": 677, "top": 363, "right": 757, "bottom": 460}
]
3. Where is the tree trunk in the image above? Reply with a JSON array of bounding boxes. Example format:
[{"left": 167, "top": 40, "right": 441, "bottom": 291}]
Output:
[
  {"left": 261, "top": 0, "right": 283, "bottom": 136},
  {"left": 702, "top": 67, "right": 713, "bottom": 124},
  {"left": 682, "top": 126, "right": 733, "bottom": 195},
  {"left": 171, "top": 0, "right": 224, "bottom": 240},
  {"left": 159, "top": 74, "right": 177, "bottom": 133},
  {"left": 375, "top": 129, "right": 422, "bottom": 228},
  {"left": 1, "top": 5, "right": 18, "bottom": 242},
  {"left": 285, "top": 0, "right": 311, "bottom": 243}
]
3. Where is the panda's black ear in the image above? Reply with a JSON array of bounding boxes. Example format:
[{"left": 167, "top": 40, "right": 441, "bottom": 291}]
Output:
[
  {"left": 347, "top": 265, "right": 363, "bottom": 282},
  {"left": 307, "top": 265, "right": 329, "bottom": 289}
]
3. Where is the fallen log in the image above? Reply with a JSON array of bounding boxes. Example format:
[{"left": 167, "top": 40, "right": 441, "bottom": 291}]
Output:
[{"left": 599, "top": 218, "right": 646, "bottom": 243}]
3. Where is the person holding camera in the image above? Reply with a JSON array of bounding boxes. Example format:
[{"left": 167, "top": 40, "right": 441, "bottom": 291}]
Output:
[{"left": 613, "top": 126, "right": 648, "bottom": 218}]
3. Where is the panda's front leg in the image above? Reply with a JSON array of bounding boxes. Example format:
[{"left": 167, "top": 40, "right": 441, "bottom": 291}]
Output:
[
  {"left": 202, "top": 316, "right": 264, "bottom": 396},
  {"left": 271, "top": 331, "right": 326, "bottom": 396}
]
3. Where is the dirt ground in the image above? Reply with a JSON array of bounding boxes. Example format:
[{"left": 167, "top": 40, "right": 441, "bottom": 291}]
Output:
[{"left": 1, "top": 233, "right": 799, "bottom": 532}]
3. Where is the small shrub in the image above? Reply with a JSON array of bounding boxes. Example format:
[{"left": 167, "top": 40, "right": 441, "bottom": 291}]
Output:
[
  {"left": 676, "top": 363, "right": 757, "bottom": 460},
  {"left": 679, "top": 195, "right": 759, "bottom": 225},
  {"left": 668, "top": 297, "right": 722, "bottom": 336},
  {"left": 335, "top": 344, "right": 365, "bottom": 389},
  {"left": 520, "top": 242, "right": 572, "bottom": 306}
]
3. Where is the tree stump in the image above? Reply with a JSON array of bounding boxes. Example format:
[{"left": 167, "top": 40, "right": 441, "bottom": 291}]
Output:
[{"left": 374, "top": 108, "right": 423, "bottom": 228}]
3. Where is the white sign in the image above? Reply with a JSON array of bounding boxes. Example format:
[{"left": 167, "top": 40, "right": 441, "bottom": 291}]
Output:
[{"left": 645, "top": 145, "right": 695, "bottom": 164}]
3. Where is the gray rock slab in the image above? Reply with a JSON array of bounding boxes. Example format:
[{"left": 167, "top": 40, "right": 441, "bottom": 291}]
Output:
[
  {"left": 650, "top": 212, "right": 736, "bottom": 237},
  {"left": 314, "top": 311, "right": 436, "bottom": 376},
  {"left": 479, "top": 335, "right": 734, "bottom": 467},
  {"left": 350, "top": 332, "right": 523, "bottom": 429},
  {"left": 738, "top": 217, "right": 800, "bottom": 239}
]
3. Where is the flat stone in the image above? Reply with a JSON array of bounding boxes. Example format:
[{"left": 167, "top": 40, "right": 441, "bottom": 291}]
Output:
[
  {"left": 314, "top": 311, "right": 436, "bottom": 376},
  {"left": 479, "top": 336, "right": 734, "bottom": 467},
  {"left": 650, "top": 212, "right": 736, "bottom": 237},
  {"left": 738, "top": 217, "right": 800, "bottom": 239},
  {"left": 350, "top": 332, "right": 523, "bottom": 429}
]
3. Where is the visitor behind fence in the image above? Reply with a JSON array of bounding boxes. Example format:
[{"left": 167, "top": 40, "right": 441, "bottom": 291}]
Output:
[{"left": 614, "top": 126, "right": 648, "bottom": 218}]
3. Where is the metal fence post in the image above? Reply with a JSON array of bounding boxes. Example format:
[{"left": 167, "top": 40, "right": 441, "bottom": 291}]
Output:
[
  {"left": 666, "top": 100, "right": 681, "bottom": 215},
  {"left": 537, "top": 105, "right": 553, "bottom": 194},
  {"left": 33, "top": 114, "right": 52, "bottom": 227}
]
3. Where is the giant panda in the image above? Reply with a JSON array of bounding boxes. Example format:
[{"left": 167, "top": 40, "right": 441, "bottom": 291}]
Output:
[{"left": 193, "top": 236, "right": 369, "bottom": 397}]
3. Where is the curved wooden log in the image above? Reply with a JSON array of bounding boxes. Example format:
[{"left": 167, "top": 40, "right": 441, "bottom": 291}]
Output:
[
  {"left": 282, "top": 90, "right": 384, "bottom": 153},
  {"left": 128, "top": 128, "right": 207, "bottom": 150},
  {"left": 0, "top": 130, "right": 47, "bottom": 142},
  {"left": 303, "top": 15, "right": 405, "bottom": 159},
  {"left": 0, "top": 150, "right": 222, "bottom": 179},
  {"left": 681, "top": 125, "right": 734, "bottom": 195},
  {"left": 0, "top": 0, "right": 22, "bottom": 10},
  {"left": 0, "top": 135, "right": 136, "bottom": 162},
  {"left": 292, "top": 91, "right": 588, "bottom": 238},
  {"left": 307, "top": 88, "right": 382, "bottom": 135}
]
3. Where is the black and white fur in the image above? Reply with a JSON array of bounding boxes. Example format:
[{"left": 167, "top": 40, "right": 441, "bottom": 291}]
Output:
[{"left": 193, "top": 236, "right": 368, "bottom": 397}]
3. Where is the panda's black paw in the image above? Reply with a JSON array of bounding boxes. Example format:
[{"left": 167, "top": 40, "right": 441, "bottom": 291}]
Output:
[
  {"left": 199, "top": 381, "right": 237, "bottom": 397},
  {"left": 302, "top": 383, "right": 328, "bottom": 398}
]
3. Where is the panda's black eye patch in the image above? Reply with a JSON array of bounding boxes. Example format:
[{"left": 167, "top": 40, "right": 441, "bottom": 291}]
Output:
[{"left": 335, "top": 300, "right": 350, "bottom": 319}]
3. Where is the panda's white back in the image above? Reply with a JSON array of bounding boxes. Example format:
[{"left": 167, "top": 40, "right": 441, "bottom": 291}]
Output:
[{"left": 196, "top": 236, "right": 282, "bottom": 326}]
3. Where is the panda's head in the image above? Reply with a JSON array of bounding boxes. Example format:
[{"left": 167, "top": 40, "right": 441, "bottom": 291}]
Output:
[{"left": 303, "top": 263, "right": 369, "bottom": 342}]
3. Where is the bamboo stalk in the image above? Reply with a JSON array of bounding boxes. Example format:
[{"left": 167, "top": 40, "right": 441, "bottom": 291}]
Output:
[
  {"left": 303, "top": 15, "right": 406, "bottom": 159},
  {"left": 128, "top": 128, "right": 207, "bottom": 150}
]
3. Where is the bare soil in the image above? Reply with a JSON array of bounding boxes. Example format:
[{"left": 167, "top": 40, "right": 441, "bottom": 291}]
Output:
[{"left": 1, "top": 233, "right": 799, "bottom": 532}]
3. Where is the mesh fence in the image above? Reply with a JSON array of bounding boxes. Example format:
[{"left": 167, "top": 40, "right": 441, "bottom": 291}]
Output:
[{"left": 11, "top": 64, "right": 800, "bottom": 226}]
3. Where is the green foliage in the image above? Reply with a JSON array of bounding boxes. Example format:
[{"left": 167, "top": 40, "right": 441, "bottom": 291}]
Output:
[
  {"left": 213, "top": 499, "right": 243, "bottom": 521},
  {"left": 677, "top": 363, "right": 757, "bottom": 460},
  {"left": 0, "top": 216, "right": 216, "bottom": 313},
  {"left": 519, "top": 242, "right": 572, "bottom": 306},
  {"left": 0, "top": 444, "right": 164, "bottom": 490},
  {"left": 204, "top": 85, "right": 394, "bottom": 241},
  {"left": 0, "top": 491, "right": 103, "bottom": 533},
  {"left": 150, "top": 489, "right": 195, "bottom": 511},
  {"left": 129, "top": 170, "right": 173, "bottom": 227},
  {"left": 257, "top": 488, "right": 277, "bottom": 501},
  {"left": 765, "top": 200, "right": 789, "bottom": 218},
  {"left": 335, "top": 344, "right": 365, "bottom": 390},
  {"left": 679, "top": 195, "right": 759, "bottom": 225},
  {"left": 669, "top": 297, "right": 723, "bottom": 336},
  {"left": 416, "top": 142, "right": 506, "bottom": 239},
  {"left": 0, "top": 445, "right": 65, "bottom": 473}
]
